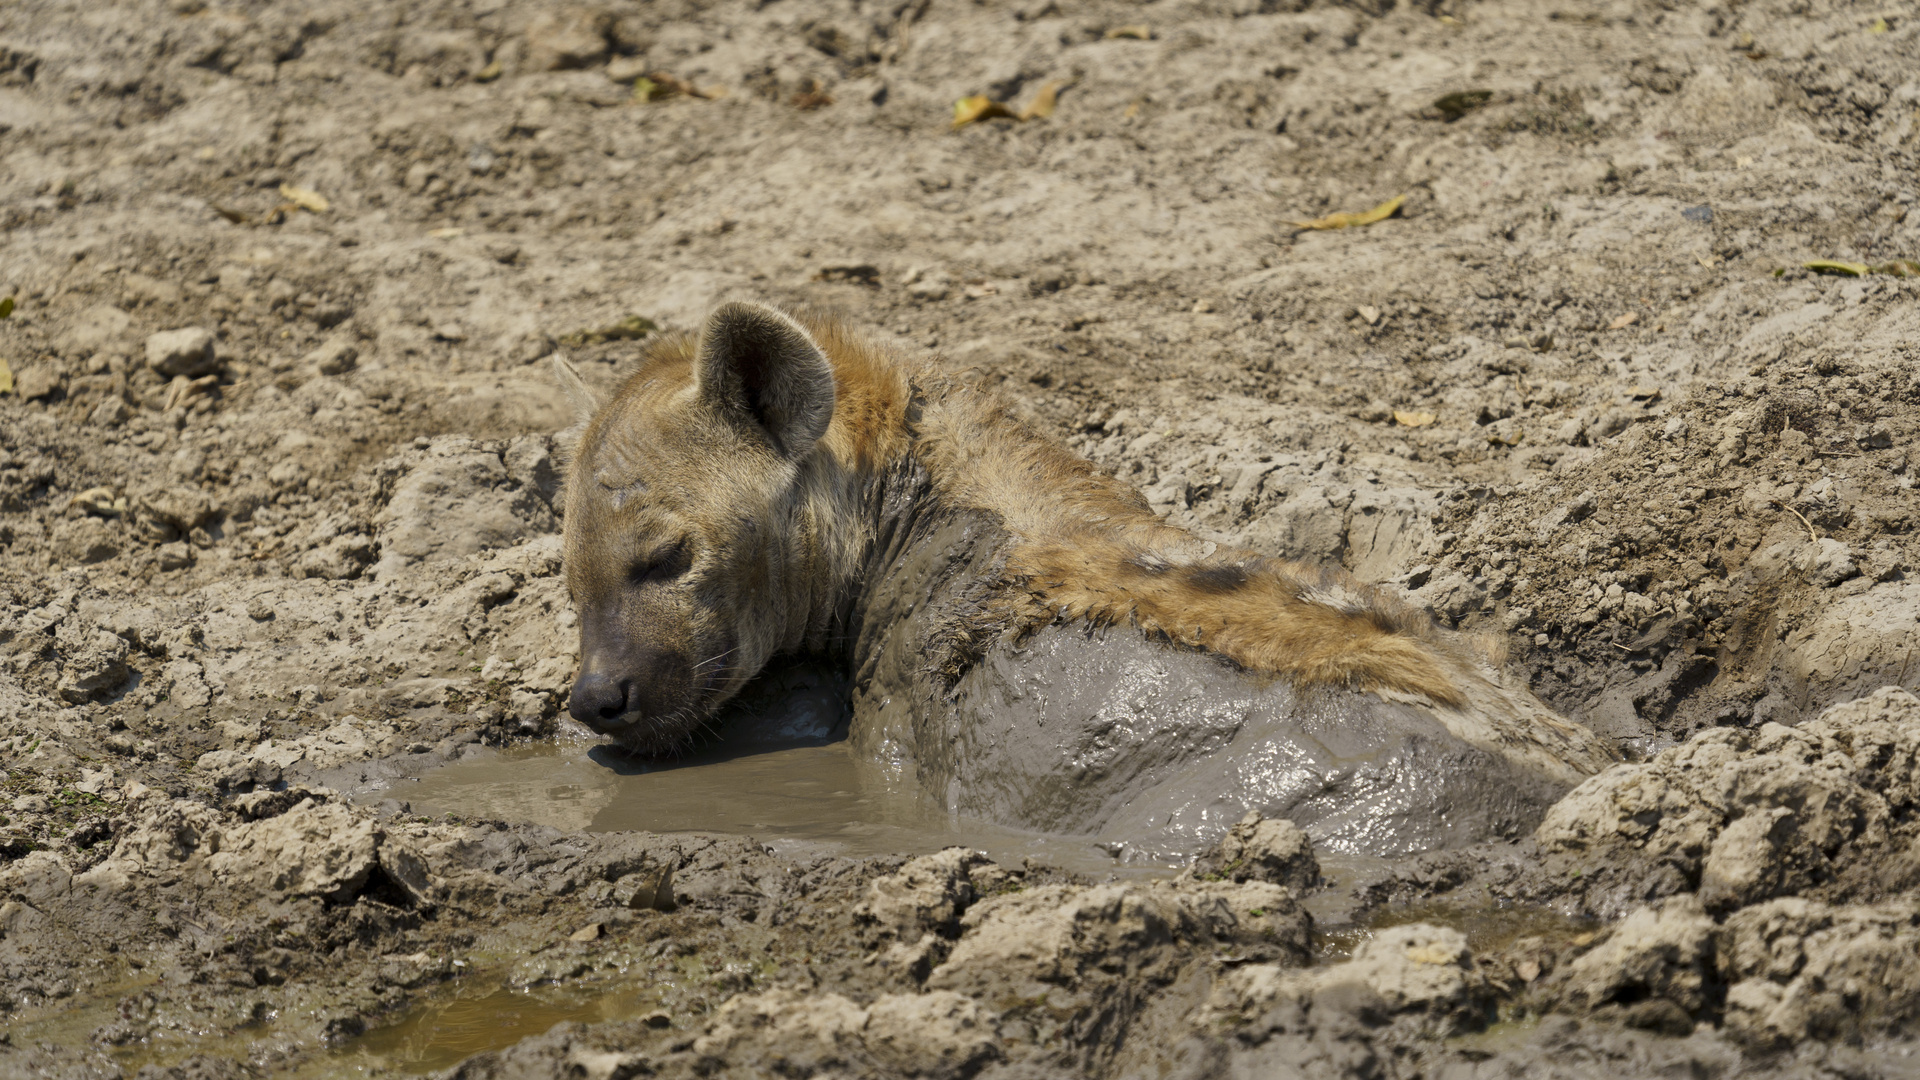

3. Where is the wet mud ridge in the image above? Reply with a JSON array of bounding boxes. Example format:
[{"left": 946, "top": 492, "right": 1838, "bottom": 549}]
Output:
[{"left": 2, "top": 0, "right": 1919, "bottom": 1074}]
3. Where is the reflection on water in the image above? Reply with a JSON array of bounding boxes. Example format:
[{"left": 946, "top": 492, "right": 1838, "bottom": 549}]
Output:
[
  {"left": 395, "top": 662, "right": 1159, "bottom": 876},
  {"left": 346, "top": 984, "right": 654, "bottom": 1075}
]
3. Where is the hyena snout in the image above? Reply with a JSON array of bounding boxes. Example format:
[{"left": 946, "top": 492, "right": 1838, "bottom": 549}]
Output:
[{"left": 567, "top": 647, "right": 696, "bottom": 736}]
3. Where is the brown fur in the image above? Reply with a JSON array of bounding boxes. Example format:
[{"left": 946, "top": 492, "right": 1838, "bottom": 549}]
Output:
[{"left": 557, "top": 302, "right": 1599, "bottom": 769}]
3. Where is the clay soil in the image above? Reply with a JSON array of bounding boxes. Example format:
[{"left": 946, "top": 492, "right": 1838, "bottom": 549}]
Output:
[{"left": 2, "top": 0, "right": 1919, "bottom": 1076}]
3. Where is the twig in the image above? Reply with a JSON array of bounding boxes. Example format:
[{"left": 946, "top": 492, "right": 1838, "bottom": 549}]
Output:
[{"left": 1772, "top": 499, "right": 1818, "bottom": 543}]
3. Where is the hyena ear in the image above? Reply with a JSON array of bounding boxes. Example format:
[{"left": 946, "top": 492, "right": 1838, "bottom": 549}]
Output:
[
  {"left": 551, "top": 352, "right": 599, "bottom": 421},
  {"left": 693, "top": 302, "right": 836, "bottom": 459}
]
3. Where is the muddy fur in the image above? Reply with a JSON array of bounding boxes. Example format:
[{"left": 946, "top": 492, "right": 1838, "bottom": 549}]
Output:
[{"left": 558, "top": 303, "right": 1612, "bottom": 777}]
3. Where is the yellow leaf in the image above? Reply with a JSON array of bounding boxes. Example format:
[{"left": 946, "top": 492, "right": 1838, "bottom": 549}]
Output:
[
  {"left": 1868, "top": 17, "right": 1888, "bottom": 33},
  {"left": 953, "top": 81, "right": 1066, "bottom": 129},
  {"left": 0, "top": 357, "right": 12, "bottom": 396},
  {"left": 1393, "top": 409, "right": 1436, "bottom": 427},
  {"left": 1804, "top": 259, "right": 1869, "bottom": 277},
  {"left": 0, "top": 296, "right": 12, "bottom": 318},
  {"left": 474, "top": 59, "right": 502, "bottom": 82},
  {"left": 1607, "top": 312, "right": 1639, "bottom": 329},
  {"left": 953, "top": 94, "right": 1017, "bottom": 128},
  {"left": 1021, "top": 80, "right": 1062, "bottom": 120},
  {"left": 1286, "top": 194, "right": 1407, "bottom": 231},
  {"left": 1106, "top": 24, "right": 1153, "bottom": 39},
  {"left": 278, "top": 184, "right": 329, "bottom": 213},
  {"left": 427, "top": 227, "right": 466, "bottom": 239}
]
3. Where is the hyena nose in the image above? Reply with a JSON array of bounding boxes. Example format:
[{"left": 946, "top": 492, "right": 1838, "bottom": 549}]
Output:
[{"left": 568, "top": 671, "right": 632, "bottom": 729}]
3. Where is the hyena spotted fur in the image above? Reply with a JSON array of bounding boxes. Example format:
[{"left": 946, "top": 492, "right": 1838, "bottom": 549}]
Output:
[{"left": 555, "top": 302, "right": 1613, "bottom": 852}]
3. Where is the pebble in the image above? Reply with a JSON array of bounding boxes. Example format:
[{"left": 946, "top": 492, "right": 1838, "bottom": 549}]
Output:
[
  {"left": 15, "top": 365, "right": 62, "bottom": 400},
  {"left": 305, "top": 339, "right": 358, "bottom": 376},
  {"left": 145, "top": 327, "right": 219, "bottom": 377}
]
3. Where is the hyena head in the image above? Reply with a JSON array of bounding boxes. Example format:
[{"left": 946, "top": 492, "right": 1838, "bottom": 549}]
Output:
[{"left": 555, "top": 303, "right": 836, "bottom": 753}]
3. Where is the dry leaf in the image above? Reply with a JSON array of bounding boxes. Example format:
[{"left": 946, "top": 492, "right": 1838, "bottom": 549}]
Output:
[
  {"left": 791, "top": 78, "right": 834, "bottom": 110},
  {"left": 1022, "top": 80, "right": 1062, "bottom": 120},
  {"left": 1123, "top": 99, "right": 1142, "bottom": 119},
  {"left": 1106, "top": 24, "right": 1153, "bottom": 39},
  {"left": 474, "top": 60, "right": 503, "bottom": 82},
  {"left": 0, "top": 296, "right": 11, "bottom": 319},
  {"left": 633, "top": 72, "right": 722, "bottom": 103},
  {"left": 952, "top": 81, "right": 1065, "bottom": 129},
  {"left": 1431, "top": 90, "right": 1492, "bottom": 121},
  {"left": 427, "top": 227, "right": 466, "bottom": 239},
  {"left": 278, "top": 184, "right": 329, "bottom": 213},
  {"left": 1868, "top": 17, "right": 1889, "bottom": 32},
  {"left": 1393, "top": 409, "right": 1436, "bottom": 427},
  {"left": 0, "top": 357, "right": 12, "bottom": 396},
  {"left": 557, "top": 315, "right": 659, "bottom": 348},
  {"left": 1286, "top": 194, "right": 1407, "bottom": 231},
  {"left": 1607, "top": 312, "right": 1638, "bottom": 330},
  {"left": 1804, "top": 259, "right": 1869, "bottom": 277}
]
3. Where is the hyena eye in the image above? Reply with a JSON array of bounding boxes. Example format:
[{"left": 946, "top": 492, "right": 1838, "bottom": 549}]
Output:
[{"left": 629, "top": 538, "right": 692, "bottom": 586}]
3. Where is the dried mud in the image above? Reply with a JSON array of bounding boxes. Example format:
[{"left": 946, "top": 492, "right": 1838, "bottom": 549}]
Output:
[{"left": 2, "top": 0, "right": 1918, "bottom": 1075}]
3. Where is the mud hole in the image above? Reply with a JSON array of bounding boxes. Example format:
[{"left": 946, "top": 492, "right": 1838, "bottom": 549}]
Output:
[{"left": 2, "top": 0, "right": 1919, "bottom": 1075}]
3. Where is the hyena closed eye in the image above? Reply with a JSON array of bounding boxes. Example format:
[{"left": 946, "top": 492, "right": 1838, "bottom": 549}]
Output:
[{"left": 555, "top": 302, "right": 1613, "bottom": 855}]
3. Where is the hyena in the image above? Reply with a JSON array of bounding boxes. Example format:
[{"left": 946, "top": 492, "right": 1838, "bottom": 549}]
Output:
[{"left": 555, "top": 302, "right": 1613, "bottom": 855}]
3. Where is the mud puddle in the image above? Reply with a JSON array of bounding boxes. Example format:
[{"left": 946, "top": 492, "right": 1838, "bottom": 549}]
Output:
[
  {"left": 335, "top": 981, "right": 659, "bottom": 1076},
  {"left": 370, "top": 663, "right": 1179, "bottom": 878},
  {"left": 393, "top": 738, "right": 1171, "bottom": 879}
]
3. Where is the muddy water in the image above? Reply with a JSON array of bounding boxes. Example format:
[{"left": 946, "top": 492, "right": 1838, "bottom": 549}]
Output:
[{"left": 390, "top": 663, "right": 1160, "bottom": 878}]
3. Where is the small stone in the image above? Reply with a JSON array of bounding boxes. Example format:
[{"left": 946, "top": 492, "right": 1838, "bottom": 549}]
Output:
[
  {"left": 246, "top": 599, "right": 276, "bottom": 621},
  {"left": 88, "top": 397, "right": 131, "bottom": 428},
  {"left": 524, "top": 7, "right": 611, "bottom": 72},
  {"left": 15, "top": 365, "right": 62, "bottom": 401},
  {"left": 156, "top": 543, "right": 194, "bottom": 571},
  {"left": 53, "top": 518, "right": 120, "bottom": 565},
  {"left": 1794, "top": 538, "right": 1857, "bottom": 588},
  {"left": 432, "top": 323, "right": 466, "bottom": 342},
  {"left": 606, "top": 55, "right": 649, "bottom": 83},
  {"left": 267, "top": 460, "right": 308, "bottom": 491},
  {"left": 304, "top": 339, "right": 358, "bottom": 377},
  {"left": 568, "top": 922, "right": 604, "bottom": 942},
  {"left": 906, "top": 270, "right": 952, "bottom": 301},
  {"left": 145, "top": 327, "right": 219, "bottom": 377},
  {"left": 1190, "top": 812, "right": 1320, "bottom": 893},
  {"left": 1192, "top": 298, "right": 1216, "bottom": 313}
]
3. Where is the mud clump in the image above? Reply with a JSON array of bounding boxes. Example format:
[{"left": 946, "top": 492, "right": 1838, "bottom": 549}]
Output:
[{"left": 1537, "top": 687, "right": 1920, "bottom": 915}]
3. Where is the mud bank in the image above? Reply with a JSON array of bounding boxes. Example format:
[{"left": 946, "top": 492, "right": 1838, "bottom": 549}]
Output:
[{"left": 2, "top": 0, "right": 1919, "bottom": 1073}]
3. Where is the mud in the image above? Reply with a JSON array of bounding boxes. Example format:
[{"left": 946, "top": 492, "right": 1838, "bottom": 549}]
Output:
[{"left": 3, "top": 0, "right": 1920, "bottom": 1073}]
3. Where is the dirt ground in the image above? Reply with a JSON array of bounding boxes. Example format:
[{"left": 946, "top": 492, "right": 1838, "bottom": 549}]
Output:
[{"left": 2, "top": 0, "right": 1919, "bottom": 1075}]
